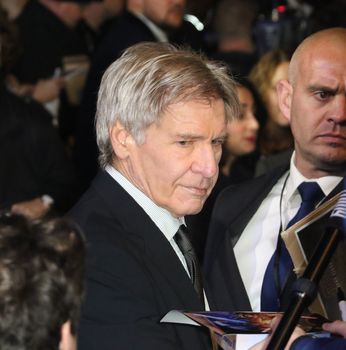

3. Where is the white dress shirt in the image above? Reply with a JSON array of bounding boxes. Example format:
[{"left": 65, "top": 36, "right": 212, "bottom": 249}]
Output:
[{"left": 234, "top": 153, "right": 342, "bottom": 311}]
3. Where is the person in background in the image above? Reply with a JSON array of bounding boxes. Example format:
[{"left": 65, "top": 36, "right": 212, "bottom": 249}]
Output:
[
  {"left": 10, "top": 0, "right": 94, "bottom": 144},
  {"left": 73, "top": 0, "right": 187, "bottom": 192},
  {"left": 0, "top": 214, "right": 85, "bottom": 350},
  {"left": 211, "top": 0, "right": 259, "bottom": 77},
  {"left": 187, "top": 77, "right": 261, "bottom": 262},
  {"left": 12, "top": 0, "right": 89, "bottom": 84},
  {"left": 0, "top": 0, "right": 27, "bottom": 19},
  {"left": 0, "top": 6, "right": 77, "bottom": 219},
  {"left": 78, "top": 0, "right": 125, "bottom": 56},
  {"left": 249, "top": 49, "right": 294, "bottom": 176},
  {"left": 204, "top": 27, "right": 346, "bottom": 345},
  {"left": 69, "top": 41, "right": 240, "bottom": 350},
  {"left": 219, "top": 78, "right": 260, "bottom": 184},
  {"left": 0, "top": 0, "right": 65, "bottom": 110}
]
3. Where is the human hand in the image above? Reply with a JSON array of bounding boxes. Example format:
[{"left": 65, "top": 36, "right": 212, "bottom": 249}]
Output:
[
  {"left": 248, "top": 316, "right": 305, "bottom": 350},
  {"left": 11, "top": 197, "right": 51, "bottom": 219},
  {"left": 323, "top": 320, "right": 346, "bottom": 338},
  {"left": 32, "top": 77, "right": 64, "bottom": 103},
  {"left": 6, "top": 74, "right": 34, "bottom": 96}
]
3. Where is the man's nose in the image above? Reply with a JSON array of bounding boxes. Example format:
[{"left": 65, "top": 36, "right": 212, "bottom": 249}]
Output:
[
  {"left": 191, "top": 145, "right": 218, "bottom": 178},
  {"left": 329, "top": 95, "right": 346, "bottom": 125}
]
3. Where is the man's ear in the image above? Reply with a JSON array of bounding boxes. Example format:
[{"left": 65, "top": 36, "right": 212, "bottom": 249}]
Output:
[
  {"left": 109, "top": 121, "right": 134, "bottom": 159},
  {"left": 59, "top": 321, "right": 76, "bottom": 350},
  {"left": 276, "top": 79, "right": 293, "bottom": 123}
]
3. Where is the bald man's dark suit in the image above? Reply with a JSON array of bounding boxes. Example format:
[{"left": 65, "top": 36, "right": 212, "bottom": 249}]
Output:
[
  {"left": 69, "top": 171, "right": 211, "bottom": 350},
  {"left": 204, "top": 163, "right": 343, "bottom": 312}
]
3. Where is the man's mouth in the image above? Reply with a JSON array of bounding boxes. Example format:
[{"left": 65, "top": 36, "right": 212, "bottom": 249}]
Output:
[
  {"left": 184, "top": 186, "right": 210, "bottom": 197},
  {"left": 319, "top": 133, "right": 346, "bottom": 144}
]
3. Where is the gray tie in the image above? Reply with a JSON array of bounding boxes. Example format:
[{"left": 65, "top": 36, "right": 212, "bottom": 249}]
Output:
[{"left": 174, "top": 225, "right": 205, "bottom": 307}]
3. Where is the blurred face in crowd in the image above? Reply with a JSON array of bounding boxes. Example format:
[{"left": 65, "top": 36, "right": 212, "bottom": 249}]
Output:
[
  {"left": 103, "top": 0, "right": 124, "bottom": 15},
  {"left": 277, "top": 28, "right": 346, "bottom": 178},
  {"left": 226, "top": 85, "right": 259, "bottom": 156},
  {"left": 267, "top": 61, "right": 289, "bottom": 126},
  {"left": 113, "top": 98, "right": 227, "bottom": 217},
  {"left": 141, "top": 0, "right": 185, "bottom": 29},
  {"left": 82, "top": 0, "right": 124, "bottom": 26},
  {"left": 59, "top": 2, "right": 84, "bottom": 27},
  {"left": 0, "top": 0, "right": 25, "bottom": 19}
]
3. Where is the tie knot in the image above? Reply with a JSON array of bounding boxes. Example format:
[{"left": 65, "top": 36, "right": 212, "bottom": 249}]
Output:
[
  {"left": 177, "top": 224, "right": 189, "bottom": 236},
  {"left": 297, "top": 181, "right": 324, "bottom": 204},
  {"left": 174, "top": 225, "right": 193, "bottom": 255}
]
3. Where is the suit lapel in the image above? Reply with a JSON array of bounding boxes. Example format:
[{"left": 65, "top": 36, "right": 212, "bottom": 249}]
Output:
[
  {"left": 226, "top": 164, "right": 289, "bottom": 247},
  {"left": 205, "top": 165, "right": 289, "bottom": 311},
  {"left": 143, "top": 225, "right": 204, "bottom": 310},
  {"left": 92, "top": 171, "right": 203, "bottom": 310}
]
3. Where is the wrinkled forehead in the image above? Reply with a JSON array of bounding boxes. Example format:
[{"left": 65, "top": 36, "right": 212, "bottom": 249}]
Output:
[{"left": 290, "top": 37, "right": 346, "bottom": 86}]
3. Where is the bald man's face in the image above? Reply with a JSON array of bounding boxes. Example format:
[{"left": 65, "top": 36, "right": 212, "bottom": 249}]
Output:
[{"left": 281, "top": 34, "right": 346, "bottom": 177}]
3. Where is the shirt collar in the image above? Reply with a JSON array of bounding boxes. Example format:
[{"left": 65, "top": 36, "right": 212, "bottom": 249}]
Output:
[
  {"left": 131, "top": 11, "right": 169, "bottom": 42},
  {"left": 105, "top": 165, "right": 184, "bottom": 241},
  {"left": 286, "top": 151, "right": 343, "bottom": 202}
]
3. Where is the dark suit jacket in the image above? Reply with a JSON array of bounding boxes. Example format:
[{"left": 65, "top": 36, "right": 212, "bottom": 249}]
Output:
[
  {"left": 69, "top": 171, "right": 211, "bottom": 350},
  {"left": 204, "top": 164, "right": 289, "bottom": 312},
  {"left": 204, "top": 164, "right": 343, "bottom": 313},
  {"left": 0, "top": 85, "right": 76, "bottom": 212},
  {"left": 12, "top": 1, "right": 89, "bottom": 142},
  {"left": 13, "top": 1, "right": 88, "bottom": 83}
]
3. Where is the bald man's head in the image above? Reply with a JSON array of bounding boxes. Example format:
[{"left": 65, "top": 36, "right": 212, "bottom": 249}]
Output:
[
  {"left": 276, "top": 26, "right": 346, "bottom": 178},
  {"left": 289, "top": 27, "right": 346, "bottom": 86}
]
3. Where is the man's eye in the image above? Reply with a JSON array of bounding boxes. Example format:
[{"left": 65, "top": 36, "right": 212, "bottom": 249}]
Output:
[
  {"left": 177, "top": 140, "right": 190, "bottom": 146},
  {"left": 212, "top": 138, "right": 225, "bottom": 146},
  {"left": 316, "top": 91, "right": 332, "bottom": 100}
]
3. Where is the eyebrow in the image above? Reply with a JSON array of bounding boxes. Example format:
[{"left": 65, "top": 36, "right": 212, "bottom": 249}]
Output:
[
  {"left": 176, "top": 132, "right": 227, "bottom": 140},
  {"left": 307, "top": 85, "right": 338, "bottom": 94},
  {"left": 216, "top": 133, "right": 228, "bottom": 140}
]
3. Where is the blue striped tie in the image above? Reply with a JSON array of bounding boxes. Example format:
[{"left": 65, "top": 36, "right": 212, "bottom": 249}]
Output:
[{"left": 261, "top": 182, "right": 324, "bottom": 311}]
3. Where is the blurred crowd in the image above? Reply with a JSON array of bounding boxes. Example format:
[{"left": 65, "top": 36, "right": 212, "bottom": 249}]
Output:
[
  {"left": 0, "top": 0, "right": 344, "bottom": 222},
  {"left": 1, "top": 1, "right": 346, "bottom": 349}
]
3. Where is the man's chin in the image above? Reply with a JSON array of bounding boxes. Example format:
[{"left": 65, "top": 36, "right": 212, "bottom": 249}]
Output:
[
  {"left": 160, "top": 18, "right": 184, "bottom": 32},
  {"left": 171, "top": 201, "right": 204, "bottom": 218},
  {"left": 317, "top": 158, "right": 346, "bottom": 174},
  {"left": 179, "top": 199, "right": 206, "bottom": 217}
]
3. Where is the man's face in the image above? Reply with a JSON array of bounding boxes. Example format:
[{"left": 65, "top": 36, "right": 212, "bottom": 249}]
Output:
[
  {"left": 122, "top": 98, "right": 227, "bottom": 217},
  {"left": 103, "top": 0, "right": 125, "bottom": 16},
  {"left": 60, "top": 3, "right": 83, "bottom": 28},
  {"left": 280, "top": 44, "right": 346, "bottom": 177},
  {"left": 142, "top": 0, "right": 185, "bottom": 29}
]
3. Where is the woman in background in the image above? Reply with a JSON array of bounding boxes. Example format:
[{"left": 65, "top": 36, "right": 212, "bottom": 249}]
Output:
[
  {"left": 219, "top": 77, "right": 260, "bottom": 184},
  {"left": 187, "top": 77, "right": 261, "bottom": 261},
  {"left": 249, "top": 49, "right": 293, "bottom": 176}
]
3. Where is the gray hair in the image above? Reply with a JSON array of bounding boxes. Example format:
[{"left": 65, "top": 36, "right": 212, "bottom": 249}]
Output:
[{"left": 96, "top": 42, "right": 240, "bottom": 168}]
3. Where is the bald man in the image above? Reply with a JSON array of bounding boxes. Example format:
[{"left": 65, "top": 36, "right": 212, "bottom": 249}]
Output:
[{"left": 205, "top": 27, "right": 346, "bottom": 319}]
